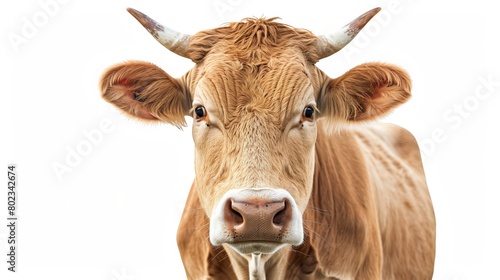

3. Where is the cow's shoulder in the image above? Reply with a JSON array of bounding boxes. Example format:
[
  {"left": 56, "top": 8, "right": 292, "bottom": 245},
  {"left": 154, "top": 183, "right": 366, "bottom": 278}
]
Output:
[
  {"left": 375, "top": 123, "right": 423, "bottom": 169},
  {"left": 351, "top": 123, "right": 436, "bottom": 278},
  {"left": 309, "top": 122, "right": 431, "bottom": 278},
  {"left": 350, "top": 122, "right": 424, "bottom": 174}
]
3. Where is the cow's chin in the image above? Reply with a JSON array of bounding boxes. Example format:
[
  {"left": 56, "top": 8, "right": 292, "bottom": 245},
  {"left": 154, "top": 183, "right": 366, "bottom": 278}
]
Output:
[{"left": 209, "top": 188, "right": 304, "bottom": 255}]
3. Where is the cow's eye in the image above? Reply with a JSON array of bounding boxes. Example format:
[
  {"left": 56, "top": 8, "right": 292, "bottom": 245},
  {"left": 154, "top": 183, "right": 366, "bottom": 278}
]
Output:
[
  {"left": 194, "top": 105, "right": 206, "bottom": 119},
  {"left": 303, "top": 106, "right": 315, "bottom": 119}
]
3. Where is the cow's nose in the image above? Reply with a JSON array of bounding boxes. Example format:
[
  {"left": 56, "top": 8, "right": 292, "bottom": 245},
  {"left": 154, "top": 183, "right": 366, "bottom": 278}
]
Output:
[{"left": 224, "top": 198, "right": 292, "bottom": 241}]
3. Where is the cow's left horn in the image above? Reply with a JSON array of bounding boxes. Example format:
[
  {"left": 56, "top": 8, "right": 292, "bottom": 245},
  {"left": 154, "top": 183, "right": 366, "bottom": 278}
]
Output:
[
  {"left": 316, "top": 7, "right": 381, "bottom": 59},
  {"left": 127, "top": 8, "right": 190, "bottom": 58}
]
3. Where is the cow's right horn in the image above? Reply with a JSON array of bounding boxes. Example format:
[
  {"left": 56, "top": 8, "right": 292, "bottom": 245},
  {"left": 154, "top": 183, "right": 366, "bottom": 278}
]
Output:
[
  {"left": 316, "top": 7, "right": 381, "bottom": 59},
  {"left": 127, "top": 8, "right": 191, "bottom": 59}
]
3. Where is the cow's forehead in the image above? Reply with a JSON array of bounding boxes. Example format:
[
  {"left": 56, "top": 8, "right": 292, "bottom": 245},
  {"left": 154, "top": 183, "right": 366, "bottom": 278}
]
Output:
[
  {"left": 194, "top": 56, "right": 315, "bottom": 127},
  {"left": 187, "top": 18, "right": 322, "bottom": 126}
]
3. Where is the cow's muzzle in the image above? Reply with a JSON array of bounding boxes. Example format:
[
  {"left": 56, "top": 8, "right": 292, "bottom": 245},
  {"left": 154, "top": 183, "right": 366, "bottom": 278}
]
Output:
[{"left": 210, "top": 188, "right": 303, "bottom": 254}]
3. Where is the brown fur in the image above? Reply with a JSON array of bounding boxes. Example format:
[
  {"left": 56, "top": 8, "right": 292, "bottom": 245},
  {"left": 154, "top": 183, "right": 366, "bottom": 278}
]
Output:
[
  {"left": 186, "top": 18, "right": 319, "bottom": 64},
  {"left": 321, "top": 63, "right": 412, "bottom": 123},
  {"left": 100, "top": 17, "right": 435, "bottom": 279},
  {"left": 99, "top": 61, "right": 190, "bottom": 127},
  {"left": 176, "top": 123, "right": 436, "bottom": 279}
]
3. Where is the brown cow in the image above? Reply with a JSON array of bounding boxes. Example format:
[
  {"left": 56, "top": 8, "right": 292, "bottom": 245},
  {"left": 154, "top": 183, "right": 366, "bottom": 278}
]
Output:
[{"left": 100, "top": 7, "right": 435, "bottom": 279}]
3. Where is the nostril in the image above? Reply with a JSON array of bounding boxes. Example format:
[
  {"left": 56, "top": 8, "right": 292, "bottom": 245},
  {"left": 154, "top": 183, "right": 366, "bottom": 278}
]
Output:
[
  {"left": 273, "top": 203, "right": 285, "bottom": 225},
  {"left": 272, "top": 200, "right": 290, "bottom": 226},
  {"left": 225, "top": 199, "right": 243, "bottom": 226},
  {"left": 273, "top": 210, "right": 285, "bottom": 225},
  {"left": 230, "top": 207, "right": 244, "bottom": 224}
]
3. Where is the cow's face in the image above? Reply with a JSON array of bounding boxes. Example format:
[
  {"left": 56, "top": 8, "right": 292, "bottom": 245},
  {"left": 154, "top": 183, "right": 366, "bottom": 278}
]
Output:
[
  {"left": 191, "top": 46, "right": 320, "bottom": 251},
  {"left": 100, "top": 8, "right": 411, "bottom": 256}
]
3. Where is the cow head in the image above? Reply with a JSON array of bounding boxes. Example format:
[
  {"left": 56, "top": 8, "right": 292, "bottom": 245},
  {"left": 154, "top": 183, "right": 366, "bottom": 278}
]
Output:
[{"left": 100, "top": 7, "right": 410, "bottom": 257}]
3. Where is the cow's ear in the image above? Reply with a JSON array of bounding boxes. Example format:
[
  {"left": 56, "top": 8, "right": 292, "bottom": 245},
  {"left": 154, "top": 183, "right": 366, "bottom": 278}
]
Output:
[
  {"left": 99, "top": 61, "right": 190, "bottom": 127},
  {"left": 318, "top": 62, "right": 411, "bottom": 124}
]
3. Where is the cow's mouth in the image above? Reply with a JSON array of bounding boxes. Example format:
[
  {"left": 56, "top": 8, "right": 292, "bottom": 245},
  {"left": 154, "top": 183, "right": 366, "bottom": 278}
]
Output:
[{"left": 226, "top": 241, "right": 287, "bottom": 255}]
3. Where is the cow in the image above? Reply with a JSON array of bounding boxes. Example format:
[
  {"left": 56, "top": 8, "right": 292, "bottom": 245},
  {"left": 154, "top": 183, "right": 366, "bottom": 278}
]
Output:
[{"left": 99, "top": 7, "right": 436, "bottom": 279}]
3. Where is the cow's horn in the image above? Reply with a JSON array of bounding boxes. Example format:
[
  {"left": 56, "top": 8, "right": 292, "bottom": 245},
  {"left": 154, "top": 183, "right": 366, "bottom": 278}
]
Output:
[
  {"left": 316, "top": 7, "right": 381, "bottom": 59},
  {"left": 127, "top": 8, "right": 190, "bottom": 58}
]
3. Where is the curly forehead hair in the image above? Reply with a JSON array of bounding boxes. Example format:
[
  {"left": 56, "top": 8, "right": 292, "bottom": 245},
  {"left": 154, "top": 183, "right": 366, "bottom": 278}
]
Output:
[{"left": 186, "top": 18, "right": 320, "bottom": 64}]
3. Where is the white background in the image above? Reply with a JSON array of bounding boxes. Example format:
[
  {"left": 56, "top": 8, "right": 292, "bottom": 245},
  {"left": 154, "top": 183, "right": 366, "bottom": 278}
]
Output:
[{"left": 2, "top": 0, "right": 499, "bottom": 279}]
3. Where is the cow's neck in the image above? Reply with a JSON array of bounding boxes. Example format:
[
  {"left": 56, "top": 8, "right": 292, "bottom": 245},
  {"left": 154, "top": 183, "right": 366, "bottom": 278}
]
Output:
[{"left": 223, "top": 245, "right": 291, "bottom": 280}]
